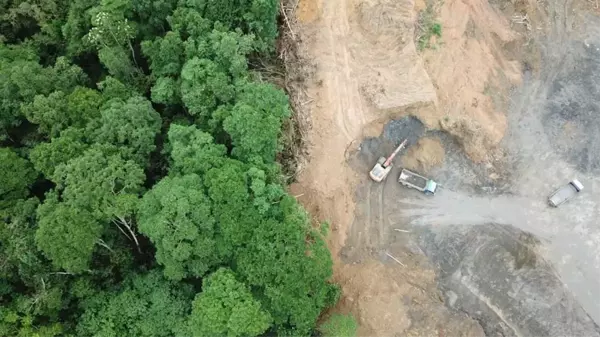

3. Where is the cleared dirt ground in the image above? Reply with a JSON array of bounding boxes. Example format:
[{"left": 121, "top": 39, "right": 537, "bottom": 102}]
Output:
[{"left": 290, "top": 0, "right": 600, "bottom": 335}]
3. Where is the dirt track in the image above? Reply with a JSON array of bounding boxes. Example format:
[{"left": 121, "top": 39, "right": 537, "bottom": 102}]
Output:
[{"left": 291, "top": 0, "right": 600, "bottom": 335}]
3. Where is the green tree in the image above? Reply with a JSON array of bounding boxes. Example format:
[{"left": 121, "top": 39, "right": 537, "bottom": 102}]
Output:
[
  {"left": 92, "top": 96, "right": 161, "bottom": 165},
  {"left": 85, "top": 6, "right": 145, "bottom": 86},
  {"left": 179, "top": 0, "right": 278, "bottom": 51},
  {"left": 77, "top": 270, "right": 193, "bottom": 337},
  {"left": 224, "top": 82, "right": 290, "bottom": 162},
  {"left": 98, "top": 45, "right": 144, "bottom": 86},
  {"left": 247, "top": 166, "right": 285, "bottom": 215},
  {"left": 167, "top": 7, "right": 211, "bottom": 39},
  {"left": 236, "top": 196, "right": 338, "bottom": 335},
  {"left": 0, "top": 60, "right": 53, "bottom": 137},
  {"left": 61, "top": 0, "right": 97, "bottom": 56},
  {"left": 0, "top": 0, "right": 338, "bottom": 335},
  {"left": 141, "top": 31, "right": 184, "bottom": 78},
  {"left": 187, "top": 26, "right": 254, "bottom": 78},
  {"left": 188, "top": 268, "right": 272, "bottom": 337},
  {"left": 137, "top": 174, "right": 220, "bottom": 280},
  {"left": 167, "top": 124, "right": 227, "bottom": 175},
  {"left": 52, "top": 144, "right": 146, "bottom": 221},
  {"left": 150, "top": 76, "right": 180, "bottom": 104},
  {"left": 0, "top": 198, "right": 44, "bottom": 283},
  {"left": 0, "top": 306, "right": 63, "bottom": 337},
  {"left": 85, "top": 9, "right": 135, "bottom": 51},
  {"left": 0, "top": 0, "right": 70, "bottom": 44},
  {"left": 202, "top": 160, "right": 256, "bottom": 252},
  {"left": 179, "top": 27, "right": 253, "bottom": 120},
  {"left": 97, "top": 76, "right": 139, "bottom": 102},
  {"left": 132, "top": 0, "right": 178, "bottom": 38},
  {"left": 35, "top": 192, "right": 102, "bottom": 273},
  {"left": 0, "top": 148, "right": 37, "bottom": 210},
  {"left": 51, "top": 56, "right": 89, "bottom": 93},
  {"left": 66, "top": 86, "right": 103, "bottom": 122},
  {"left": 22, "top": 86, "right": 101, "bottom": 137},
  {"left": 29, "top": 128, "right": 88, "bottom": 179},
  {"left": 180, "top": 57, "right": 234, "bottom": 119},
  {"left": 21, "top": 91, "right": 69, "bottom": 137},
  {"left": 142, "top": 31, "right": 185, "bottom": 104}
]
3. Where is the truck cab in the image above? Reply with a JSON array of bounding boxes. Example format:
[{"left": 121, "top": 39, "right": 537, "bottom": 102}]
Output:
[{"left": 424, "top": 180, "right": 438, "bottom": 195}]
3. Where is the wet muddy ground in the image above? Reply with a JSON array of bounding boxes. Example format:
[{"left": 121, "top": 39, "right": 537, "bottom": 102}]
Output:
[{"left": 343, "top": 7, "right": 600, "bottom": 337}]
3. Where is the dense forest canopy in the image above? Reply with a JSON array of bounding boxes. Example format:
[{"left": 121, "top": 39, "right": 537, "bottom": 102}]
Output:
[{"left": 0, "top": 0, "right": 340, "bottom": 335}]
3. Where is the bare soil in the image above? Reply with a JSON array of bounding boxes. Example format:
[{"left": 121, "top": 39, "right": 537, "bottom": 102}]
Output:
[
  {"left": 287, "top": 0, "right": 600, "bottom": 334},
  {"left": 400, "top": 136, "right": 445, "bottom": 173}
]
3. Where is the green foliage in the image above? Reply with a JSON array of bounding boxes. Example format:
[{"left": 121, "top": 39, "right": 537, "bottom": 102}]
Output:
[
  {"left": 21, "top": 91, "right": 69, "bottom": 137},
  {"left": 35, "top": 192, "right": 102, "bottom": 273},
  {"left": 0, "top": 55, "right": 87, "bottom": 138},
  {"left": 167, "top": 124, "right": 227, "bottom": 175},
  {"left": 51, "top": 56, "right": 89, "bottom": 92},
  {"left": 92, "top": 96, "right": 161, "bottom": 165},
  {"left": 188, "top": 268, "right": 272, "bottom": 337},
  {"left": 77, "top": 270, "right": 193, "bottom": 337},
  {"left": 0, "top": 0, "right": 70, "bottom": 44},
  {"left": 67, "top": 86, "right": 103, "bottom": 122},
  {"left": 416, "top": 5, "right": 442, "bottom": 51},
  {"left": 29, "top": 128, "right": 88, "bottom": 179},
  {"left": 62, "top": 0, "right": 98, "bottom": 56},
  {"left": 178, "top": 27, "right": 253, "bottom": 119},
  {"left": 0, "top": 198, "right": 43, "bottom": 282},
  {"left": 247, "top": 166, "right": 285, "bottom": 215},
  {"left": 319, "top": 314, "right": 358, "bottom": 337},
  {"left": 142, "top": 31, "right": 184, "bottom": 77},
  {"left": 202, "top": 159, "right": 254, "bottom": 251},
  {"left": 22, "top": 87, "right": 101, "bottom": 137},
  {"left": 0, "top": 309, "right": 63, "bottom": 337},
  {"left": 180, "top": 57, "right": 235, "bottom": 118},
  {"left": 0, "top": 195, "right": 70, "bottom": 337},
  {"left": 85, "top": 10, "right": 136, "bottom": 49},
  {"left": 224, "top": 82, "right": 291, "bottom": 162},
  {"left": 241, "top": 0, "right": 280, "bottom": 51},
  {"left": 235, "top": 196, "right": 338, "bottom": 335},
  {"left": 431, "top": 23, "right": 442, "bottom": 37},
  {"left": 178, "top": 0, "right": 279, "bottom": 51},
  {"left": 132, "top": 0, "right": 178, "bottom": 38},
  {"left": 189, "top": 26, "right": 254, "bottom": 78},
  {"left": 0, "top": 148, "right": 37, "bottom": 210},
  {"left": 98, "top": 45, "right": 141, "bottom": 84},
  {"left": 34, "top": 143, "right": 145, "bottom": 274},
  {"left": 151, "top": 76, "right": 180, "bottom": 104},
  {"left": 0, "top": 0, "right": 339, "bottom": 335},
  {"left": 53, "top": 145, "right": 146, "bottom": 220},
  {"left": 138, "top": 174, "right": 220, "bottom": 280},
  {"left": 167, "top": 7, "right": 211, "bottom": 39},
  {"left": 0, "top": 60, "right": 52, "bottom": 136},
  {"left": 98, "top": 76, "right": 139, "bottom": 101}
]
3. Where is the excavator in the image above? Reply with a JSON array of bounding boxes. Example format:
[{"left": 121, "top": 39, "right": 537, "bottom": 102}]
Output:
[{"left": 369, "top": 139, "right": 408, "bottom": 182}]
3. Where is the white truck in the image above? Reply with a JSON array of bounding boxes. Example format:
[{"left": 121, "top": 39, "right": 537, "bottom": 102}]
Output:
[
  {"left": 547, "top": 179, "right": 584, "bottom": 207},
  {"left": 398, "top": 168, "right": 438, "bottom": 195}
]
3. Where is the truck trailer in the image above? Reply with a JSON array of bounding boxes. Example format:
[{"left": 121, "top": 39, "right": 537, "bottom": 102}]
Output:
[{"left": 398, "top": 168, "right": 438, "bottom": 195}]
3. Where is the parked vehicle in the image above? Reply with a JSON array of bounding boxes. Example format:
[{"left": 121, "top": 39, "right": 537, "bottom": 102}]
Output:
[
  {"left": 548, "top": 179, "right": 584, "bottom": 207},
  {"left": 398, "top": 168, "right": 438, "bottom": 195}
]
